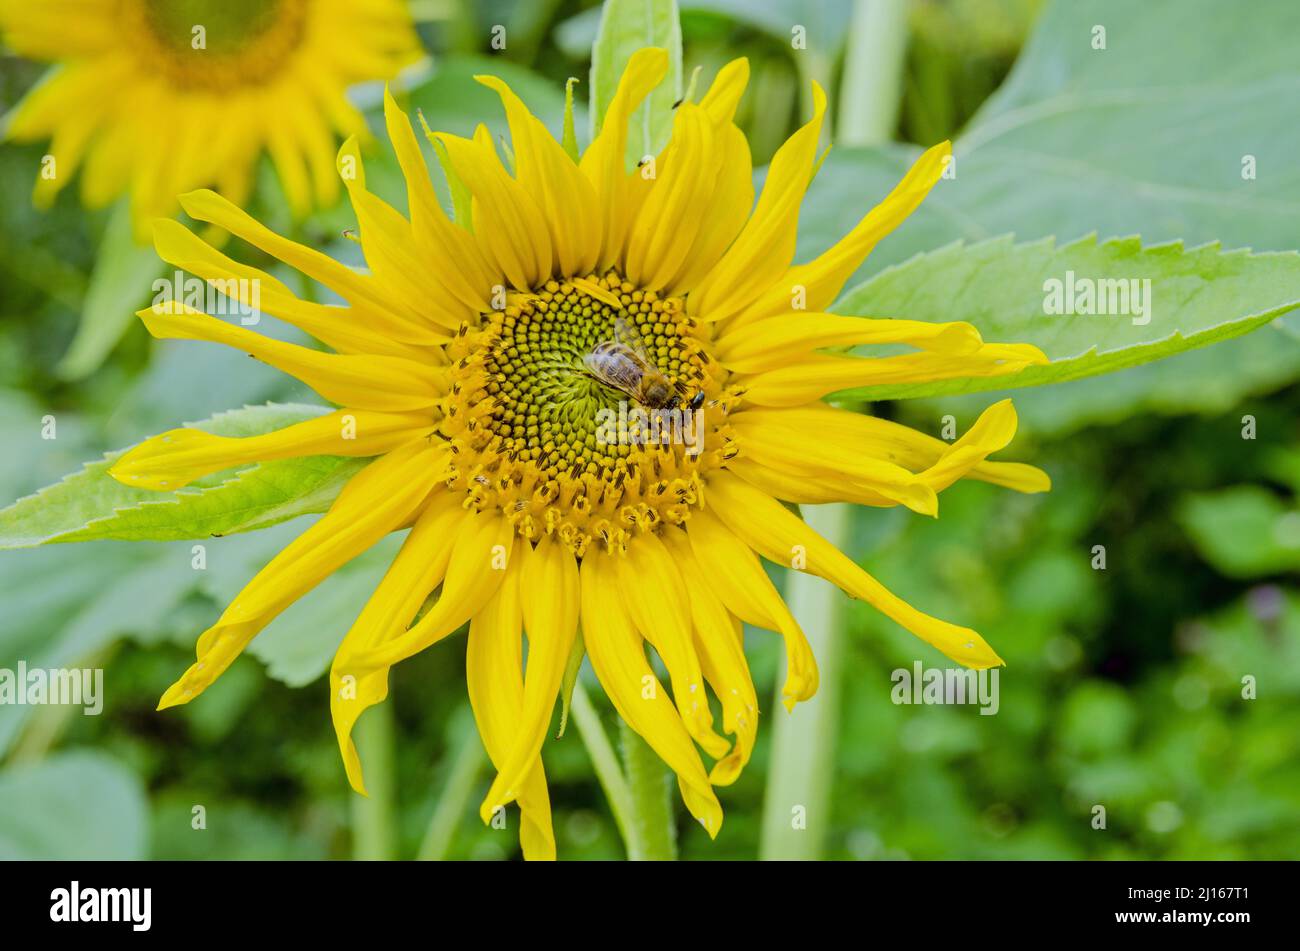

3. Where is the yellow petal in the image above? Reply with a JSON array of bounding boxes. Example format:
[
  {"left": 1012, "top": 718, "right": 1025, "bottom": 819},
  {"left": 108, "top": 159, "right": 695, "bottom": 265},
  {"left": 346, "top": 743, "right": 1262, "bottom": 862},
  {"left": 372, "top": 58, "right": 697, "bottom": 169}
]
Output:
[
  {"left": 0, "top": 0, "right": 116, "bottom": 57},
  {"left": 580, "top": 551, "right": 723, "bottom": 837},
  {"left": 968, "top": 460, "right": 1052, "bottom": 493},
  {"left": 158, "top": 441, "right": 441, "bottom": 712},
  {"left": 664, "top": 123, "right": 753, "bottom": 294},
  {"left": 917, "top": 398, "right": 1021, "bottom": 492},
  {"left": 466, "top": 565, "right": 556, "bottom": 860},
  {"left": 678, "top": 513, "right": 817, "bottom": 709},
  {"left": 736, "top": 345, "right": 1048, "bottom": 407},
  {"left": 698, "top": 58, "right": 750, "bottom": 125},
  {"left": 336, "top": 137, "right": 472, "bottom": 330},
  {"left": 332, "top": 505, "right": 513, "bottom": 792},
  {"left": 480, "top": 536, "right": 579, "bottom": 822},
  {"left": 731, "top": 403, "right": 1049, "bottom": 494},
  {"left": 615, "top": 533, "right": 731, "bottom": 759},
  {"left": 715, "top": 313, "right": 982, "bottom": 374},
  {"left": 624, "top": 104, "right": 719, "bottom": 291},
  {"left": 178, "top": 189, "right": 433, "bottom": 340},
  {"left": 579, "top": 48, "right": 670, "bottom": 269},
  {"left": 729, "top": 141, "right": 952, "bottom": 326},
  {"left": 151, "top": 218, "right": 442, "bottom": 356},
  {"left": 723, "top": 457, "right": 854, "bottom": 504},
  {"left": 708, "top": 471, "right": 1005, "bottom": 669},
  {"left": 731, "top": 413, "right": 939, "bottom": 515},
  {"left": 139, "top": 302, "right": 446, "bottom": 413},
  {"left": 382, "top": 87, "right": 496, "bottom": 313},
  {"left": 330, "top": 490, "right": 464, "bottom": 794},
  {"left": 433, "top": 130, "right": 553, "bottom": 290},
  {"left": 265, "top": 102, "right": 313, "bottom": 219},
  {"left": 476, "top": 74, "right": 601, "bottom": 278},
  {"left": 660, "top": 528, "right": 759, "bottom": 784},
  {"left": 688, "top": 82, "right": 827, "bottom": 322},
  {"left": 110, "top": 409, "right": 434, "bottom": 491}
]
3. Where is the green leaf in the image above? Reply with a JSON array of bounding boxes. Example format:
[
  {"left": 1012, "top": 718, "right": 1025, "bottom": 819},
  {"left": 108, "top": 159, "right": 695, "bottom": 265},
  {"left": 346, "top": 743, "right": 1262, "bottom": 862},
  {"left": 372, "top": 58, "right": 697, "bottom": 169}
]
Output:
[
  {"left": 56, "top": 200, "right": 164, "bottom": 381},
  {"left": 682, "top": 0, "right": 852, "bottom": 55},
  {"left": 590, "top": 0, "right": 683, "bottom": 168},
  {"left": 798, "top": 0, "right": 1300, "bottom": 432},
  {"left": 0, "top": 403, "right": 367, "bottom": 549},
  {"left": 1178, "top": 487, "right": 1300, "bottom": 579},
  {"left": 833, "top": 235, "right": 1300, "bottom": 401},
  {"left": 0, "top": 752, "right": 148, "bottom": 859}
]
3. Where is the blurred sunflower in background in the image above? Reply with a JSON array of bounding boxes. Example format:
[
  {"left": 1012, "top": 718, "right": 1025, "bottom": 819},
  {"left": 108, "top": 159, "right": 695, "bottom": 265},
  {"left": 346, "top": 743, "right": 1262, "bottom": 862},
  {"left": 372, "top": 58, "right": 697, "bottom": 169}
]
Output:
[
  {"left": 107, "top": 47, "right": 1049, "bottom": 860},
  {"left": 0, "top": 0, "right": 420, "bottom": 232}
]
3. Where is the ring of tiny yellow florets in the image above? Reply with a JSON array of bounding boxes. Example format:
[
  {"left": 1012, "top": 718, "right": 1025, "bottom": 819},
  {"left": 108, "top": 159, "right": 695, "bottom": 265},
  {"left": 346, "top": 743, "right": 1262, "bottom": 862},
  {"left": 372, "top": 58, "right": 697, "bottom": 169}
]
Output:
[{"left": 438, "top": 273, "right": 741, "bottom": 556}]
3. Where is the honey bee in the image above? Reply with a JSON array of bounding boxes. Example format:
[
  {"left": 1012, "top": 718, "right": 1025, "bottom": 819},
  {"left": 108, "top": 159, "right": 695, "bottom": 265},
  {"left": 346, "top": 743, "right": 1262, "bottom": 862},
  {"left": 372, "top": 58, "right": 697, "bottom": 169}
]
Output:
[{"left": 582, "top": 317, "right": 705, "bottom": 411}]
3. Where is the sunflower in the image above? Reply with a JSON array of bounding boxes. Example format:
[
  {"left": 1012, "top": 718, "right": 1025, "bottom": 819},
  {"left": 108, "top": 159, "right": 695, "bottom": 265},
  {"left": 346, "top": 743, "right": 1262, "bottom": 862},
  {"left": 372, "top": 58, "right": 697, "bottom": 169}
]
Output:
[
  {"left": 0, "top": 0, "right": 420, "bottom": 231},
  {"left": 108, "top": 48, "right": 1050, "bottom": 860}
]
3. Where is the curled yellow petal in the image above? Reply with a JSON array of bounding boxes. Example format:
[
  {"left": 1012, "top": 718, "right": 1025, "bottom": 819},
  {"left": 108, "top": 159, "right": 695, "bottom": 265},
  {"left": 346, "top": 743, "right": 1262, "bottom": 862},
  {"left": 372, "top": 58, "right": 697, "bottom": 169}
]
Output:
[
  {"left": 715, "top": 313, "right": 982, "bottom": 374},
  {"left": 580, "top": 551, "right": 723, "bottom": 837},
  {"left": 467, "top": 565, "right": 556, "bottom": 860},
  {"left": 660, "top": 527, "right": 760, "bottom": 784},
  {"left": 433, "top": 129, "right": 553, "bottom": 290},
  {"left": 729, "top": 140, "right": 953, "bottom": 326},
  {"left": 332, "top": 503, "right": 512, "bottom": 794},
  {"left": 615, "top": 533, "right": 731, "bottom": 759},
  {"left": 737, "top": 344, "right": 1049, "bottom": 407},
  {"left": 580, "top": 47, "right": 670, "bottom": 269},
  {"left": 382, "top": 87, "right": 496, "bottom": 314},
  {"left": 677, "top": 514, "right": 817, "bottom": 710},
  {"left": 139, "top": 302, "right": 446, "bottom": 413},
  {"left": 110, "top": 409, "right": 434, "bottom": 491},
  {"left": 476, "top": 74, "right": 601, "bottom": 277},
  {"left": 709, "top": 470, "right": 1005, "bottom": 669},
  {"left": 689, "top": 82, "right": 827, "bottom": 322},
  {"left": 480, "top": 535, "right": 579, "bottom": 823},
  {"left": 159, "top": 441, "right": 441, "bottom": 712}
]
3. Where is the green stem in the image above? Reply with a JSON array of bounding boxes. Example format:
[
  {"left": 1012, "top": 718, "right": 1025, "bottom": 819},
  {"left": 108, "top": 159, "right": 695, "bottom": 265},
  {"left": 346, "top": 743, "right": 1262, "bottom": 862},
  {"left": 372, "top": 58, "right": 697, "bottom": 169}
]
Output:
[
  {"left": 838, "top": 0, "right": 910, "bottom": 147},
  {"left": 619, "top": 719, "right": 677, "bottom": 861},
  {"left": 416, "top": 710, "right": 487, "bottom": 861},
  {"left": 760, "top": 503, "right": 851, "bottom": 860},
  {"left": 351, "top": 701, "right": 398, "bottom": 860},
  {"left": 570, "top": 680, "right": 637, "bottom": 852}
]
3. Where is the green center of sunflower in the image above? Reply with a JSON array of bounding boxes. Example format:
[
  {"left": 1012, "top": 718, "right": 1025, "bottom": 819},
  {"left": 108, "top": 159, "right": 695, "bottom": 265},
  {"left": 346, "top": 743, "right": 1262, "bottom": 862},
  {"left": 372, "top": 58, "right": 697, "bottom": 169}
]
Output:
[
  {"left": 138, "top": 0, "right": 307, "bottom": 90},
  {"left": 439, "top": 273, "right": 736, "bottom": 556}
]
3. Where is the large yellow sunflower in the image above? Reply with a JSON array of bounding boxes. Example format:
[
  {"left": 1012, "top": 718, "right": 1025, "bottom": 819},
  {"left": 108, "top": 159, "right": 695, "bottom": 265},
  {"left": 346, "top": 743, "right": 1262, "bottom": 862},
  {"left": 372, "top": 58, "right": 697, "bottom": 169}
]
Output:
[
  {"left": 0, "top": 0, "right": 419, "bottom": 229},
  {"left": 108, "top": 49, "right": 1050, "bottom": 860}
]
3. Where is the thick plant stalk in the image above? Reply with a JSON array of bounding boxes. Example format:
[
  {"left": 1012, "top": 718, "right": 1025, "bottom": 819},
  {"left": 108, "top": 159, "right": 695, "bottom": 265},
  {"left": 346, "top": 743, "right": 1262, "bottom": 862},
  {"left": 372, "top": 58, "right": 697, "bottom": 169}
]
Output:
[
  {"left": 838, "top": 0, "right": 910, "bottom": 147},
  {"left": 760, "top": 0, "right": 912, "bottom": 862},
  {"left": 760, "top": 503, "right": 850, "bottom": 860},
  {"left": 620, "top": 719, "right": 678, "bottom": 860},
  {"left": 351, "top": 700, "right": 398, "bottom": 860}
]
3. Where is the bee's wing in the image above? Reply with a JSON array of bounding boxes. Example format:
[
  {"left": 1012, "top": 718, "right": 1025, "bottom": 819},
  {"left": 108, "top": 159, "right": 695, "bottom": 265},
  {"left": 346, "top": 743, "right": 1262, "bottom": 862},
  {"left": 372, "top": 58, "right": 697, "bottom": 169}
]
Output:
[{"left": 584, "top": 349, "right": 640, "bottom": 393}]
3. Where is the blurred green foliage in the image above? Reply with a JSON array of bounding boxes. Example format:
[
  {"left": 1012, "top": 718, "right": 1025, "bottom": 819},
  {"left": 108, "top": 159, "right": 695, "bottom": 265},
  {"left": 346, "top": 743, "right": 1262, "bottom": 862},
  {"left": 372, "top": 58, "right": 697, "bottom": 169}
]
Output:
[{"left": 1, "top": 0, "right": 1298, "bottom": 860}]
